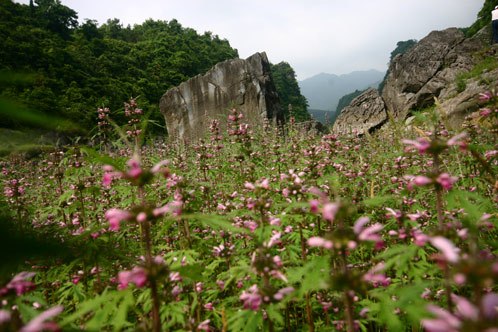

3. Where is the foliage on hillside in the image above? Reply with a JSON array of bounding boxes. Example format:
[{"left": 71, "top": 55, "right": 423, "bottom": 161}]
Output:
[
  {"left": 270, "top": 62, "right": 311, "bottom": 122},
  {"left": 466, "top": 0, "right": 498, "bottom": 37},
  {"left": 0, "top": 0, "right": 239, "bottom": 135},
  {"left": 0, "top": 93, "right": 497, "bottom": 330}
]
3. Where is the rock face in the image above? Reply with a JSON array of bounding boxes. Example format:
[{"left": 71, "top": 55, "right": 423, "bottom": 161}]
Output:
[
  {"left": 333, "top": 26, "right": 496, "bottom": 133},
  {"left": 332, "top": 88, "right": 387, "bottom": 135},
  {"left": 160, "top": 52, "right": 282, "bottom": 141}
]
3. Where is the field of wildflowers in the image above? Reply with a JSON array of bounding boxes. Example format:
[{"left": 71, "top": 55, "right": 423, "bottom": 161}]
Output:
[{"left": 0, "top": 94, "right": 497, "bottom": 331}]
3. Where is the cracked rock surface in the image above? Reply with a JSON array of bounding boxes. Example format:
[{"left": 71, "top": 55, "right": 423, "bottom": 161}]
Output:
[
  {"left": 159, "top": 52, "right": 282, "bottom": 141},
  {"left": 333, "top": 25, "right": 496, "bottom": 134},
  {"left": 332, "top": 88, "right": 387, "bottom": 135}
]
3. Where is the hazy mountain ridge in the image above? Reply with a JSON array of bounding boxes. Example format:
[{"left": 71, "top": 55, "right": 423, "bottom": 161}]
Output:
[{"left": 298, "top": 69, "right": 385, "bottom": 111}]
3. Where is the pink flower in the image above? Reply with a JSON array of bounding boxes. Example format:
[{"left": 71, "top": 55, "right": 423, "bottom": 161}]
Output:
[
  {"left": 322, "top": 202, "right": 339, "bottom": 222},
  {"left": 363, "top": 263, "right": 390, "bottom": 287},
  {"left": 1, "top": 271, "right": 36, "bottom": 296},
  {"left": 436, "top": 173, "right": 457, "bottom": 190},
  {"left": 412, "top": 229, "right": 429, "bottom": 246},
  {"left": 479, "top": 91, "right": 493, "bottom": 102},
  {"left": 240, "top": 284, "right": 262, "bottom": 311},
  {"left": 0, "top": 310, "right": 11, "bottom": 324},
  {"left": 105, "top": 208, "right": 132, "bottom": 231},
  {"left": 481, "top": 293, "right": 498, "bottom": 319},
  {"left": 118, "top": 267, "right": 147, "bottom": 290},
  {"left": 354, "top": 217, "right": 383, "bottom": 244},
  {"left": 307, "top": 236, "right": 333, "bottom": 249},
  {"left": 309, "top": 199, "right": 320, "bottom": 213},
  {"left": 413, "top": 175, "right": 433, "bottom": 186},
  {"left": 452, "top": 294, "right": 478, "bottom": 321},
  {"left": 422, "top": 304, "right": 461, "bottom": 332},
  {"left": 447, "top": 132, "right": 467, "bottom": 150},
  {"left": 20, "top": 305, "right": 64, "bottom": 332},
  {"left": 197, "top": 319, "right": 211, "bottom": 331},
  {"left": 126, "top": 158, "right": 142, "bottom": 179},
  {"left": 273, "top": 287, "right": 294, "bottom": 301},
  {"left": 244, "top": 182, "right": 255, "bottom": 190},
  {"left": 430, "top": 236, "right": 459, "bottom": 263},
  {"left": 151, "top": 160, "right": 170, "bottom": 176},
  {"left": 402, "top": 138, "right": 431, "bottom": 154}
]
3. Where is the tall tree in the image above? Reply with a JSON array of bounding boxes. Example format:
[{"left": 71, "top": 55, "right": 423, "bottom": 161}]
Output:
[{"left": 270, "top": 62, "right": 310, "bottom": 122}]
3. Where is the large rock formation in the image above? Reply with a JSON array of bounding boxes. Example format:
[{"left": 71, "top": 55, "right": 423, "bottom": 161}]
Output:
[
  {"left": 160, "top": 52, "right": 282, "bottom": 141},
  {"left": 333, "top": 26, "right": 496, "bottom": 134},
  {"left": 332, "top": 88, "right": 387, "bottom": 135}
]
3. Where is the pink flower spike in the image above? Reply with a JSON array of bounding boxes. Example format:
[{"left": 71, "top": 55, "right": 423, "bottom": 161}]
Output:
[
  {"left": 105, "top": 208, "right": 132, "bottom": 231},
  {"left": 422, "top": 304, "right": 461, "bottom": 332},
  {"left": 430, "top": 236, "right": 460, "bottom": 263},
  {"left": 151, "top": 160, "right": 169, "bottom": 173},
  {"left": 480, "top": 108, "right": 492, "bottom": 117},
  {"left": 413, "top": 175, "right": 432, "bottom": 186},
  {"left": 358, "top": 223, "right": 383, "bottom": 242},
  {"left": 452, "top": 294, "right": 478, "bottom": 321},
  {"left": 353, "top": 217, "right": 370, "bottom": 235},
  {"left": 136, "top": 212, "right": 147, "bottom": 223},
  {"left": 402, "top": 138, "right": 430, "bottom": 154},
  {"left": 307, "top": 237, "right": 333, "bottom": 249},
  {"left": 240, "top": 284, "right": 262, "bottom": 311},
  {"left": 0, "top": 310, "right": 11, "bottom": 324},
  {"left": 244, "top": 182, "right": 255, "bottom": 190},
  {"left": 481, "top": 293, "right": 498, "bottom": 319},
  {"left": 103, "top": 165, "right": 114, "bottom": 172},
  {"left": 118, "top": 267, "right": 147, "bottom": 289},
  {"left": 479, "top": 91, "right": 493, "bottom": 101},
  {"left": 126, "top": 158, "right": 142, "bottom": 179},
  {"left": 436, "top": 173, "right": 457, "bottom": 190},
  {"left": 309, "top": 200, "right": 320, "bottom": 213},
  {"left": 447, "top": 132, "right": 467, "bottom": 148},
  {"left": 20, "top": 305, "right": 64, "bottom": 332},
  {"left": 6, "top": 271, "right": 36, "bottom": 296},
  {"left": 322, "top": 202, "right": 339, "bottom": 222}
]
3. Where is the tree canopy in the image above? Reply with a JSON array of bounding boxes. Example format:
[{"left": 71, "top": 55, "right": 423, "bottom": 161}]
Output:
[
  {"left": 0, "top": 0, "right": 239, "bottom": 135},
  {"left": 270, "top": 62, "right": 310, "bottom": 122}
]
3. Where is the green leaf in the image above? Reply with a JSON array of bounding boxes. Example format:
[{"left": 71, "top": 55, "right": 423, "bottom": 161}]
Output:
[
  {"left": 287, "top": 255, "right": 329, "bottom": 294},
  {"left": 173, "top": 263, "right": 205, "bottom": 282},
  {"left": 228, "top": 310, "right": 263, "bottom": 332},
  {"left": 186, "top": 213, "right": 249, "bottom": 234},
  {"left": 0, "top": 98, "right": 79, "bottom": 132}
]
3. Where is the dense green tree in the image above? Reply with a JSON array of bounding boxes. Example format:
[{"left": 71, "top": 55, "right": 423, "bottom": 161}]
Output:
[
  {"left": 0, "top": 0, "right": 238, "bottom": 135},
  {"left": 270, "top": 62, "right": 310, "bottom": 122},
  {"left": 466, "top": 0, "right": 498, "bottom": 36}
]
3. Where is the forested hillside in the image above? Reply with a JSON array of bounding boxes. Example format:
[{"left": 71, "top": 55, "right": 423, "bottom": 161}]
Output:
[
  {"left": 0, "top": 0, "right": 312, "bottom": 137},
  {"left": 0, "top": 0, "right": 238, "bottom": 134}
]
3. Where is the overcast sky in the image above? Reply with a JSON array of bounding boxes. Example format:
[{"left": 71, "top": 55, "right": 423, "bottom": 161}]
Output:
[{"left": 16, "top": 0, "right": 483, "bottom": 80}]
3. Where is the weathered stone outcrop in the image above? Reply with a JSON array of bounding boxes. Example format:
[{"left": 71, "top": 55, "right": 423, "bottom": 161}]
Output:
[
  {"left": 333, "top": 25, "right": 496, "bottom": 133},
  {"left": 160, "top": 52, "right": 282, "bottom": 141},
  {"left": 332, "top": 88, "right": 387, "bottom": 134},
  {"left": 382, "top": 26, "right": 492, "bottom": 121}
]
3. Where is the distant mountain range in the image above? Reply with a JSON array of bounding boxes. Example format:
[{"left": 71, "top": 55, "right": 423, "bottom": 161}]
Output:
[{"left": 298, "top": 70, "right": 385, "bottom": 112}]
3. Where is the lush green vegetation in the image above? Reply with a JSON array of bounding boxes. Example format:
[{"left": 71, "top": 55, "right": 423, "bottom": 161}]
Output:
[
  {"left": 466, "top": 0, "right": 498, "bottom": 37},
  {"left": 0, "top": 1, "right": 497, "bottom": 331},
  {"left": 0, "top": 0, "right": 312, "bottom": 138},
  {"left": 0, "top": 93, "right": 497, "bottom": 331},
  {"left": 271, "top": 62, "right": 311, "bottom": 122},
  {"left": 0, "top": 0, "right": 239, "bottom": 135}
]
